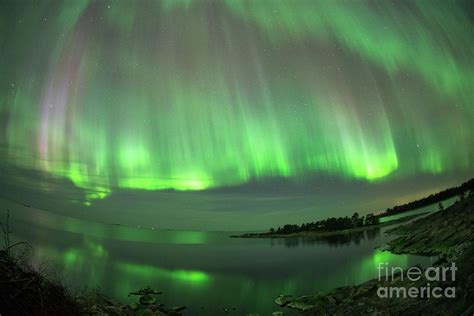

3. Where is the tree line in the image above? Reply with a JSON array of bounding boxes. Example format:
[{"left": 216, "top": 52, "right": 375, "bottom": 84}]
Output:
[
  {"left": 267, "top": 178, "right": 474, "bottom": 235},
  {"left": 380, "top": 178, "right": 474, "bottom": 217},
  {"left": 269, "top": 212, "right": 379, "bottom": 235}
]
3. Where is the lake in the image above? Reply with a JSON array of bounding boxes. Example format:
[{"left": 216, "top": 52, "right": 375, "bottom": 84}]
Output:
[{"left": 2, "top": 198, "right": 435, "bottom": 315}]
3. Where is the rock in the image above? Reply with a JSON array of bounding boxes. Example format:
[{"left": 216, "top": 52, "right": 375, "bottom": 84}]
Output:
[
  {"left": 102, "top": 296, "right": 119, "bottom": 306},
  {"left": 149, "top": 304, "right": 162, "bottom": 312},
  {"left": 129, "top": 302, "right": 139, "bottom": 311},
  {"left": 272, "top": 312, "right": 284, "bottom": 316},
  {"left": 325, "top": 295, "right": 336, "bottom": 304},
  {"left": 137, "top": 309, "right": 154, "bottom": 316},
  {"left": 354, "top": 283, "right": 376, "bottom": 297},
  {"left": 274, "top": 294, "right": 291, "bottom": 306},
  {"left": 287, "top": 300, "right": 314, "bottom": 311},
  {"left": 171, "top": 306, "right": 186, "bottom": 312},
  {"left": 139, "top": 294, "right": 157, "bottom": 305},
  {"left": 331, "top": 292, "right": 345, "bottom": 303},
  {"left": 104, "top": 306, "right": 123, "bottom": 315},
  {"left": 461, "top": 304, "right": 474, "bottom": 316},
  {"left": 130, "top": 286, "right": 162, "bottom": 296}
]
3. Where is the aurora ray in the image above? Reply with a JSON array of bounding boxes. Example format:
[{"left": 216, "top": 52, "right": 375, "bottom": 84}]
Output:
[{"left": 0, "top": 0, "right": 473, "bottom": 206}]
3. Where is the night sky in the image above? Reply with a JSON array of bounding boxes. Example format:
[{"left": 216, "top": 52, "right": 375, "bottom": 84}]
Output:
[{"left": 1, "top": 0, "right": 473, "bottom": 230}]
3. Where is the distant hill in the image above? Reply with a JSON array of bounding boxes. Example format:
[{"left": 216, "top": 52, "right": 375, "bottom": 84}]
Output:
[
  {"left": 235, "top": 177, "right": 474, "bottom": 238},
  {"left": 378, "top": 177, "right": 474, "bottom": 218}
]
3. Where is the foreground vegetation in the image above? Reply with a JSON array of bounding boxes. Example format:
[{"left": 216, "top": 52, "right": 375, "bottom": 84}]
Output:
[
  {"left": 0, "top": 247, "right": 83, "bottom": 315},
  {"left": 0, "top": 211, "right": 186, "bottom": 316},
  {"left": 0, "top": 248, "right": 187, "bottom": 315}
]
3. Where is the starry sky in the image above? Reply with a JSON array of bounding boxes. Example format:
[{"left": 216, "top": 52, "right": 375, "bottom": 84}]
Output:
[{"left": 0, "top": 0, "right": 473, "bottom": 230}]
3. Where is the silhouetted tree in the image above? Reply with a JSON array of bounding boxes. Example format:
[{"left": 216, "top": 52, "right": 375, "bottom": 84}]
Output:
[
  {"left": 365, "top": 213, "right": 379, "bottom": 226},
  {"left": 380, "top": 178, "right": 473, "bottom": 217}
]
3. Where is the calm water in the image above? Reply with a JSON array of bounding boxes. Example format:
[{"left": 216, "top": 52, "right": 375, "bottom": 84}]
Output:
[{"left": 2, "top": 199, "right": 435, "bottom": 315}]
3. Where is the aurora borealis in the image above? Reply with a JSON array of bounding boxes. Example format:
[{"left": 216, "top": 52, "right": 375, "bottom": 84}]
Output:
[{"left": 0, "top": 0, "right": 473, "bottom": 229}]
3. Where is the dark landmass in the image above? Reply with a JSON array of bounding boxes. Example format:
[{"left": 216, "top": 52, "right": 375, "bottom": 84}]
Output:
[
  {"left": 0, "top": 247, "right": 83, "bottom": 315},
  {"left": 233, "top": 178, "right": 473, "bottom": 239},
  {"left": 0, "top": 248, "right": 187, "bottom": 315},
  {"left": 231, "top": 212, "right": 426, "bottom": 239},
  {"left": 0, "top": 212, "right": 186, "bottom": 316},
  {"left": 274, "top": 192, "right": 474, "bottom": 315},
  {"left": 378, "top": 177, "right": 473, "bottom": 218}
]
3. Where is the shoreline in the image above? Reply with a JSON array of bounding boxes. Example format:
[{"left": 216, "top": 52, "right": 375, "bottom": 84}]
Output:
[
  {"left": 272, "top": 195, "right": 474, "bottom": 314},
  {"left": 2, "top": 195, "right": 472, "bottom": 315},
  {"left": 0, "top": 247, "right": 187, "bottom": 315},
  {"left": 230, "top": 211, "right": 429, "bottom": 239}
]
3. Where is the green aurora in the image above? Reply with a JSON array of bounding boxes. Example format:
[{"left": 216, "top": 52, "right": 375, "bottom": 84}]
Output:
[{"left": 1, "top": 0, "right": 473, "bottom": 203}]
